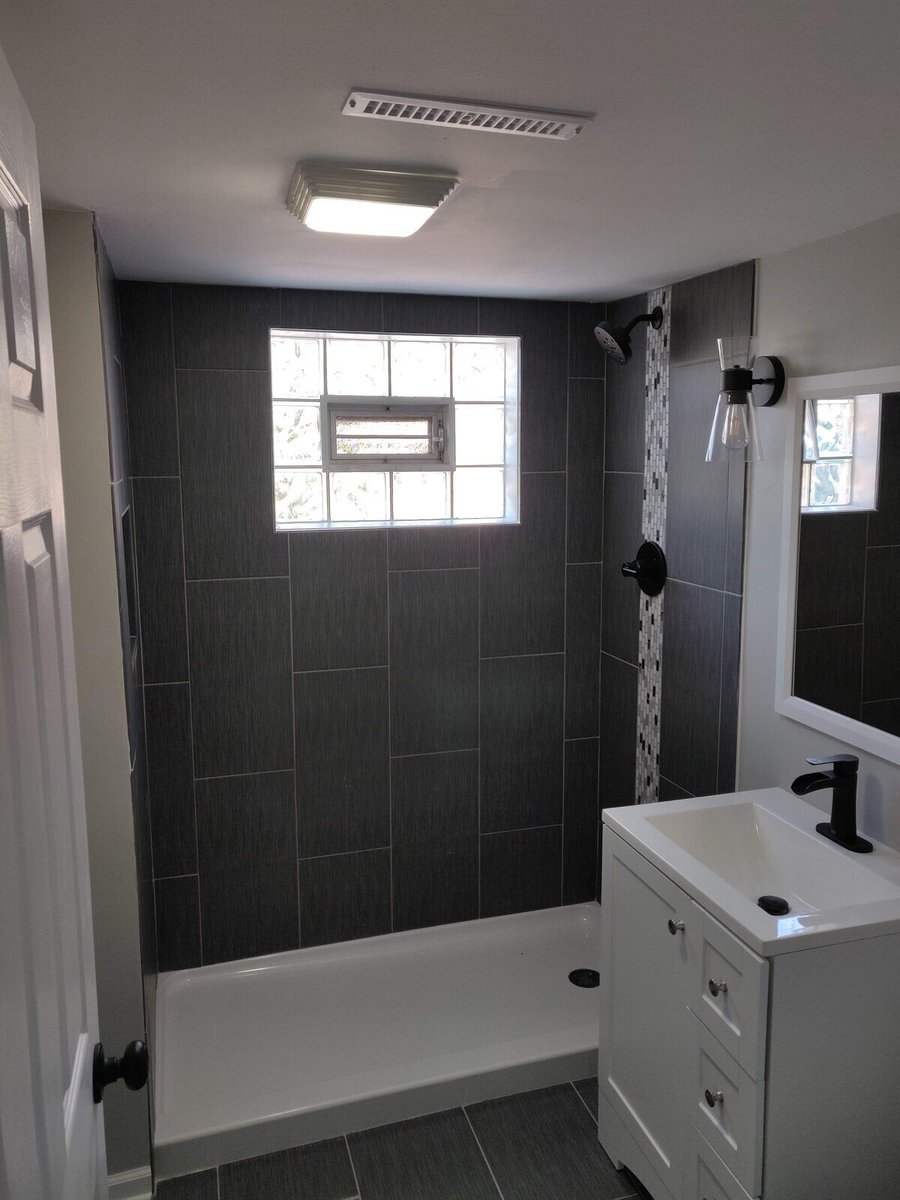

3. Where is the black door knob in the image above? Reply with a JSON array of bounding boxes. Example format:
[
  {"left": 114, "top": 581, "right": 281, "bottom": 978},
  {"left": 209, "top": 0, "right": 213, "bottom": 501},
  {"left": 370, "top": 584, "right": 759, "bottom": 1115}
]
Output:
[{"left": 92, "top": 1040, "right": 149, "bottom": 1103}]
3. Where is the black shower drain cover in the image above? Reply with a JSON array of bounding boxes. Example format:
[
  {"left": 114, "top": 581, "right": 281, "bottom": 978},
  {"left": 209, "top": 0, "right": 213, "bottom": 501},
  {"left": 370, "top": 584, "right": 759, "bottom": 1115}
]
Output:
[{"left": 568, "top": 968, "right": 600, "bottom": 988}]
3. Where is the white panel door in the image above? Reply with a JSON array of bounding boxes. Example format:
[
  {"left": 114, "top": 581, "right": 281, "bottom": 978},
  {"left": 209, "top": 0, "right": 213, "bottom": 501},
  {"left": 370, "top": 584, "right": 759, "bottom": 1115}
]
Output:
[{"left": 0, "top": 41, "right": 107, "bottom": 1200}]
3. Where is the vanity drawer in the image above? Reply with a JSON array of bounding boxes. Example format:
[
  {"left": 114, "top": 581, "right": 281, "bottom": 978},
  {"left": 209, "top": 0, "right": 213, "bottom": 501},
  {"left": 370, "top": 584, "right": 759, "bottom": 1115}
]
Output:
[
  {"left": 685, "top": 1127, "right": 755, "bottom": 1200},
  {"left": 690, "top": 1015, "right": 764, "bottom": 1197},
  {"left": 687, "top": 903, "right": 768, "bottom": 1079}
]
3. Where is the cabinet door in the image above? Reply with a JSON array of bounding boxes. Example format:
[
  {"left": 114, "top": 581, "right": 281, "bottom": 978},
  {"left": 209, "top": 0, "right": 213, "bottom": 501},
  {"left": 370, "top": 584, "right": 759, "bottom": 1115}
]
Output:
[{"left": 599, "top": 832, "right": 693, "bottom": 1196}]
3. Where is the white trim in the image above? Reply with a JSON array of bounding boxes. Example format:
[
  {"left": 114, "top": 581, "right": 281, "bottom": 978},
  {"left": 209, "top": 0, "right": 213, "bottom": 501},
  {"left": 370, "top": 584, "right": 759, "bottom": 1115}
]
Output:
[
  {"left": 775, "top": 365, "right": 900, "bottom": 766},
  {"left": 107, "top": 1166, "right": 153, "bottom": 1200}
]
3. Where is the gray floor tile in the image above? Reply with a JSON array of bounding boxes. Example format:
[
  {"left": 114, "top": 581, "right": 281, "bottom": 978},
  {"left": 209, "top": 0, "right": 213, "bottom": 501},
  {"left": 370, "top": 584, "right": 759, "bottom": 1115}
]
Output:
[
  {"left": 156, "top": 1169, "right": 218, "bottom": 1200},
  {"left": 466, "top": 1084, "right": 632, "bottom": 1200},
  {"left": 219, "top": 1137, "right": 357, "bottom": 1199},
  {"left": 349, "top": 1108, "right": 499, "bottom": 1200},
  {"left": 572, "top": 1077, "right": 598, "bottom": 1120}
]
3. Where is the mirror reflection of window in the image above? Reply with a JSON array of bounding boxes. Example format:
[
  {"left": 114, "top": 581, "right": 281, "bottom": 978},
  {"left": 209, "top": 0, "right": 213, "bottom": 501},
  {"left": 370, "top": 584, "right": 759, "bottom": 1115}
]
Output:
[{"left": 800, "top": 393, "right": 881, "bottom": 514}]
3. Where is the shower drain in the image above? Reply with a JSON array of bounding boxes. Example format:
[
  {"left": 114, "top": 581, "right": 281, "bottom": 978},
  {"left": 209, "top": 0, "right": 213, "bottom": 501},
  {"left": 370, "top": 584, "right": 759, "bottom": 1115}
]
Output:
[{"left": 568, "top": 968, "right": 600, "bottom": 988}]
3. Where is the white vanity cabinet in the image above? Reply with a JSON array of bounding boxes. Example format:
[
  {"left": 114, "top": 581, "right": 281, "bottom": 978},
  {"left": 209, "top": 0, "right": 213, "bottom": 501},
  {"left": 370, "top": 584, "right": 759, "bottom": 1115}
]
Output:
[{"left": 598, "top": 828, "right": 900, "bottom": 1200}]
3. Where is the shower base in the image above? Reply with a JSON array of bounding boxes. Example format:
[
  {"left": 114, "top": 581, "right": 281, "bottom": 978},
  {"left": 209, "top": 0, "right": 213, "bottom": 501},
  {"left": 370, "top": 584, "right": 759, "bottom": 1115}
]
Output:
[{"left": 153, "top": 902, "right": 600, "bottom": 1179}]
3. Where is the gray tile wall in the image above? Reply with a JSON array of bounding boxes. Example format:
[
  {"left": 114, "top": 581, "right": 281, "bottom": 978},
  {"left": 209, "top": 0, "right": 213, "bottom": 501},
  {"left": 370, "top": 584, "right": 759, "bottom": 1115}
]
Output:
[
  {"left": 599, "top": 263, "right": 754, "bottom": 843},
  {"left": 120, "top": 283, "right": 606, "bottom": 967}
]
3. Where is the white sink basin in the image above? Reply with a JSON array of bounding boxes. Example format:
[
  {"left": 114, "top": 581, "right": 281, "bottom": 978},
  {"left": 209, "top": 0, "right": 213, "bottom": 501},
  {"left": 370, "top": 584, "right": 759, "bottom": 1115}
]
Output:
[{"left": 603, "top": 787, "right": 900, "bottom": 954}]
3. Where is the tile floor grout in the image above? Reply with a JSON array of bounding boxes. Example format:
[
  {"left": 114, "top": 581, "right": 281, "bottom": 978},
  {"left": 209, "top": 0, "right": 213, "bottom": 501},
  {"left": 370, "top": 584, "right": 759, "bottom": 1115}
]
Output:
[{"left": 461, "top": 1106, "right": 508, "bottom": 1200}]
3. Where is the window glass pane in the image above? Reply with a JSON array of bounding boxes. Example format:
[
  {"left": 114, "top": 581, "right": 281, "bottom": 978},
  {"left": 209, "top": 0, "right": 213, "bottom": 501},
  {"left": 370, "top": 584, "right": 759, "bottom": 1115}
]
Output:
[
  {"left": 393, "top": 471, "right": 450, "bottom": 520},
  {"left": 271, "top": 336, "right": 322, "bottom": 398},
  {"left": 337, "top": 416, "right": 430, "bottom": 437},
  {"left": 326, "top": 339, "right": 388, "bottom": 395},
  {"left": 455, "top": 404, "right": 504, "bottom": 465},
  {"left": 273, "top": 403, "right": 321, "bottom": 465},
  {"left": 809, "top": 460, "right": 852, "bottom": 507},
  {"left": 337, "top": 437, "right": 431, "bottom": 457},
  {"left": 391, "top": 341, "right": 450, "bottom": 396},
  {"left": 453, "top": 467, "right": 505, "bottom": 519},
  {"left": 275, "top": 470, "right": 324, "bottom": 523},
  {"left": 452, "top": 342, "right": 505, "bottom": 399},
  {"left": 815, "top": 399, "right": 854, "bottom": 457},
  {"left": 329, "top": 471, "right": 389, "bottom": 521}
]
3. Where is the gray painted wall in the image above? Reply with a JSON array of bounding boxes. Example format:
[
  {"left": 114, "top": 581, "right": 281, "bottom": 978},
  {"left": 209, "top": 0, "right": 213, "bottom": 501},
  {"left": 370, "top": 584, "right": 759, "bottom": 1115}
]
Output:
[{"left": 742, "top": 212, "right": 900, "bottom": 850}]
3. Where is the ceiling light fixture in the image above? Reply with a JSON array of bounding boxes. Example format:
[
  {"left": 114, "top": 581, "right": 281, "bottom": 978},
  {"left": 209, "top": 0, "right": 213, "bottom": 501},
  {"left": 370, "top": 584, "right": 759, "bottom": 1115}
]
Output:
[
  {"left": 286, "top": 163, "right": 459, "bottom": 238},
  {"left": 705, "top": 336, "right": 785, "bottom": 463}
]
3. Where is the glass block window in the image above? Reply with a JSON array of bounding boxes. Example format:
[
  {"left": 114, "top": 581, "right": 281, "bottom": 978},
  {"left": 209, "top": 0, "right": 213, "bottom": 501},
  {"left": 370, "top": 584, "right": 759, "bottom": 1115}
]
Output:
[
  {"left": 801, "top": 394, "right": 881, "bottom": 514},
  {"left": 271, "top": 330, "right": 519, "bottom": 529}
]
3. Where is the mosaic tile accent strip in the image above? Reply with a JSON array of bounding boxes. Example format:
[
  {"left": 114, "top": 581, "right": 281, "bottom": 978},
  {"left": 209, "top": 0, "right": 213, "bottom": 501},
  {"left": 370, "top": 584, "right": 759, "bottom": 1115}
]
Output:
[{"left": 636, "top": 286, "right": 671, "bottom": 804}]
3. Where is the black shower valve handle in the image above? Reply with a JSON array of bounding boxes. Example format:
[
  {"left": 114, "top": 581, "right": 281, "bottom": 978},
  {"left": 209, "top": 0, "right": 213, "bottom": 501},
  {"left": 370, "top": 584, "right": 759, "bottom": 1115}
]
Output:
[{"left": 620, "top": 541, "right": 667, "bottom": 597}]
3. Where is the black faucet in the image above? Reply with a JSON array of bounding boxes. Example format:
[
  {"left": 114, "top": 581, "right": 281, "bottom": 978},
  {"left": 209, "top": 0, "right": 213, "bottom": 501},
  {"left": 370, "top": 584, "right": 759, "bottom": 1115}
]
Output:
[{"left": 791, "top": 754, "right": 873, "bottom": 854}]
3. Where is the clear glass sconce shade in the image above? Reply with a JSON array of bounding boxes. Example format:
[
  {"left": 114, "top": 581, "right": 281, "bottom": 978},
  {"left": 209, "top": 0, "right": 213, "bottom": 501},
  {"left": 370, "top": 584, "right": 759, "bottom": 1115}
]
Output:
[
  {"left": 717, "top": 335, "right": 758, "bottom": 371},
  {"left": 705, "top": 391, "right": 764, "bottom": 462}
]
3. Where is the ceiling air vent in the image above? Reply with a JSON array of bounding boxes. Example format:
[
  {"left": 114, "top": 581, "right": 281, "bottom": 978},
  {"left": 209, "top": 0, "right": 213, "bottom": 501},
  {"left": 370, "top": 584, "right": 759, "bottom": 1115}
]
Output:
[{"left": 342, "top": 91, "right": 591, "bottom": 140}]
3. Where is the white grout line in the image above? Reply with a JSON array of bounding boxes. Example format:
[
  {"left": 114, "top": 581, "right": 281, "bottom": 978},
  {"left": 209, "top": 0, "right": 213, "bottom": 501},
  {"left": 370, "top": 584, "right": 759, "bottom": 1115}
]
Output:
[
  {"left": 462, "top": 1107, "right": 507, "bottom": 1200},
  {"left": 287, "top": 532, "right": 302, "bottom": 948}
]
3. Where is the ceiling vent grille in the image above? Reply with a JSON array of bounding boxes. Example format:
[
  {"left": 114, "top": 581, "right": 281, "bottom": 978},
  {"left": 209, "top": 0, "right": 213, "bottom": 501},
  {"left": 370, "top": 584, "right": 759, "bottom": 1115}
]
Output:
[{"left": 342, "top": 91, "right": 590, "bottom": 140}]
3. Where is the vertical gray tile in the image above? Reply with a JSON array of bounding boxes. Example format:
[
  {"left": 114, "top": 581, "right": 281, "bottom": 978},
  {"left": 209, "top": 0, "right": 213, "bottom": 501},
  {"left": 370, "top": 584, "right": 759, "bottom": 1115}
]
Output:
[
  {"left": 666, "top": 361, "right": 729, "bottom": 589},
  {"left": 392, "top": 750, "right": 479, "bottom": 931},
  {"left": 724, "top": 453, "right": 747, "bottom": 596},
  {"left": 466, "top": 1084, "right": 627, "bottom": 1200},
  {"left": 290, "top": 530, "right": 387, "bottom": 670},
  {"left": 659, "top": 777, "right": 695, "bottom": 801},
  {"left": 863, "top": 546, "right": 900, "bottom": 701},
  {"left": 481, "top": 472, "right": 566, "bottom": 657},
  {"left": 173, "top": 284, "right": 281, "bottom": 369},
  {"left": 795, "top": 625, "right": 863, "bottom": 718},
  {"left": 796, "top": 513, "right": 867, "bottom": 630},
  {"left": 717, "top": 593, "right": 742, "bottom": 793},
  {"left": 196, "top": 772, "right": 298, "bottom": 964},
  {"left": 868, "top": 395, "right": 900, "bottom": 546},
  {"left": 188, "top": 578, "right": 293, "bottom": 777},
  {"left": 177, "top": 369, "right": 287, "bottom": 580},
  {"left": 862, "top": 699, "right": 900, "bottom": 735},
  {"left": 480, "top": 826, "right": 562, "bottom": 917},
  {"left": 145, "top": 683, "right": 196, "bottom": 878},
  {"left": 670, "top": 262, "right": 753, "bottom": 366},
  {"left": 565, "top": 563, "right": 602, "bottom": 739},
  {"left": 300, "top": 850, "right": 391, "bottom": 947},
  {"left": 659, "top": 581, "right": 725, "bottom": 797},
  {"left": 219, "top": 1137, "right": 357, "bottom": 1200},
  {"left": 599, "top": 653, "right": 638, "bottom": 807},
  {"left": 388, "top": 526, "right": 478, "bottom": 571},
  {"left": 573, "top": 1077, "right": 599, "bottom": 1120},
  {"left": 156, "top": 1169, "right": 219, "bottom": 1200},
  {"left": 295, "top": 668, "right": 390, "bottom": 857},
  {"left": 281, "top": 288, "right": 383, "bottom": 333},
  {"left": 568, "top": 302, "right": 607, "bottom": 379},
  {"left": 120, "top": 282, "right": 178, "bottom": 477},
  {"left": 600, "top": 473, "right": 643, "bottom": 664},
  {"left": 563, "top": 739, "right": 599, "bottom": 904},
  {"left": 566, "top": 379, "right": 605, "bottom": 564},
  {"left": 603, "top": 296, "right": 646, "bottom": 474},
  {"left": 480, "top": 654, "right": 564, "bottom": 832},
  {"left": 479, "top": 297, "right": 569, "bottom": 472},
  {"left": 132, "top": 477, "right": 188, "bottom": 684},
  {"left": 155, "top": 876, "right": 201, "bottom": 973},
  {"left": 383, "top": 292, "right": 478, "bottom": 335},
  {"left": 349, "top": 1108, "right": 499, "bottom": 1200},
  {"left": 390, "top": 570, "right": 479, "bottom": 755}
]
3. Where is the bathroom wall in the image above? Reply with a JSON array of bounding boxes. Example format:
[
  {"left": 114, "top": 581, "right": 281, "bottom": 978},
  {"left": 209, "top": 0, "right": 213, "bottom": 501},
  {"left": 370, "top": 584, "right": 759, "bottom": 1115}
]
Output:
[
  {"left": 742, "top": 211, "right": 900, "bottom": 851},
  {"left": 44, "top": 211, "right": 153, "bottom": 1180},
  {"left": 120, "top": 284, "right": 606, "bottom": 968},
  {"left": 599, "top": 262, "right": 753, "bottom": 809}
]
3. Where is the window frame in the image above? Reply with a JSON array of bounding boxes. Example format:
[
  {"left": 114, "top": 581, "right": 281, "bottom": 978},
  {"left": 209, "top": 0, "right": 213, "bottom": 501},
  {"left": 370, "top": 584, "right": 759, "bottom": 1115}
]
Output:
[
  {"left": 323, "top": 398, "right": 454, "bottom": 471},
  {"left": 270, "top": 328, "right": 520, "bottom": 531}
]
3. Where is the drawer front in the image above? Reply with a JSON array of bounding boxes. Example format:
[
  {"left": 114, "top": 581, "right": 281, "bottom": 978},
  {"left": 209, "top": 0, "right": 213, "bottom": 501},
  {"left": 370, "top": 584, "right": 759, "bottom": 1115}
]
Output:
[
  {"left": 685, "top": 1127, "right": 755, "bottom": 1200},
  {"left": 690, "top": 1015, "right": 764, "bottom": 1197},
  {"left": 687, "top": 903, "right": 768, "bottom": 1079}
]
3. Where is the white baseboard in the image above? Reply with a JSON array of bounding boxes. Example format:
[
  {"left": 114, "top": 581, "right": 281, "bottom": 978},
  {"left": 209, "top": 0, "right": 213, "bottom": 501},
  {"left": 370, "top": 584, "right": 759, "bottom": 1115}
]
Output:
[{"left": 108, "top": 1165, "right": 153, "bottom": 1199}]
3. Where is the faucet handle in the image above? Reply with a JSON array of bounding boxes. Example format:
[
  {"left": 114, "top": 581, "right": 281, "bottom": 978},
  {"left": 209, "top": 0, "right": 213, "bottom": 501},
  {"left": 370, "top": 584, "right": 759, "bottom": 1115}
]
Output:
[{"left": 806, "top": 753, "right": 859, "bottom": 774}]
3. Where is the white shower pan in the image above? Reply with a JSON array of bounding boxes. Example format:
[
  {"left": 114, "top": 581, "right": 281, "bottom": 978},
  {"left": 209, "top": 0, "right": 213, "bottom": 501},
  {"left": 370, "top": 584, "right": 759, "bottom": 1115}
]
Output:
[{"left": 154, "top": 902, "right": 600, "bottom": 1179}]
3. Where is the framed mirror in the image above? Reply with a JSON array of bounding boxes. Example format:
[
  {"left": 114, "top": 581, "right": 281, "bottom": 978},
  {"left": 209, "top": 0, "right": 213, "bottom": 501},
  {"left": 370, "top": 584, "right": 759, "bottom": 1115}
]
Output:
[{"left": 776, "top": 366, "right": 900, "bottom": 766}]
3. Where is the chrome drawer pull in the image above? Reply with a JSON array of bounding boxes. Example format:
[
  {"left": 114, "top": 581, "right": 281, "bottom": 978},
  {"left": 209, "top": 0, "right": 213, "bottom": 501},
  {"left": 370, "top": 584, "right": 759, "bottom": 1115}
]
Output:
[
  {"left": 667, "top": 918, "right": 685, "bottom": 935},
  {"left": 704, "top": 1088, "right": 725, "bottom": 1107},
  {"left": 708, "top": 978, "right": 728, "bottom": 998}
]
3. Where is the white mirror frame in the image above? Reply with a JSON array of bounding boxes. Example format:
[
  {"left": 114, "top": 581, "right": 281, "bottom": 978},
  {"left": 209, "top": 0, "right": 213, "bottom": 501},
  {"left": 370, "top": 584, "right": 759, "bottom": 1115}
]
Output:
[{"left": 776, "top": 364, "right": 900, "bottom": 766}]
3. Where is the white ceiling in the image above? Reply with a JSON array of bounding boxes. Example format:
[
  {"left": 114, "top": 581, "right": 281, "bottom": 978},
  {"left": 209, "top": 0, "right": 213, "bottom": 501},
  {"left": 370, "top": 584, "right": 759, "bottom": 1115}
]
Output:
[{"left": 2, "top": 0, "right": 899, "bottom": 299}]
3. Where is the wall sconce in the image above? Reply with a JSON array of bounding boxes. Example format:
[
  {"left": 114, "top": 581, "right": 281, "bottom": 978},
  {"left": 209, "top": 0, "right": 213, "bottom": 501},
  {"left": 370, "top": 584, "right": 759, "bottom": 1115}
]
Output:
[{"left": 705, "top": 336, "right": 785, "bottom": 463}]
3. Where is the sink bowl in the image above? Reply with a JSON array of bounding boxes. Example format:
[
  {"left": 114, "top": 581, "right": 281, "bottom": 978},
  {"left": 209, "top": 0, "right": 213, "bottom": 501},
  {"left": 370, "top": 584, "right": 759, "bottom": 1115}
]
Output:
[{"left": 603, "top": 787, "right": 900, "bottom": 954}]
